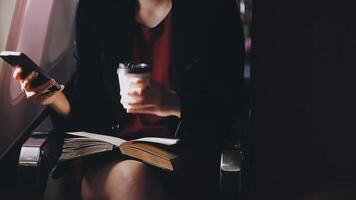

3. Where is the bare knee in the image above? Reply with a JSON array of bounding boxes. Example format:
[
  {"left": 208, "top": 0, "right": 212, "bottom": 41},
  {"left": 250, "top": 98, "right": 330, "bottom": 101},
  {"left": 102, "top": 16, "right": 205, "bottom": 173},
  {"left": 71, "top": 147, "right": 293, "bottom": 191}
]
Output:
[
  {"left": 116, "top": 160, "right": 144, "bottom": 183},
  {"left": 108, "top": 160, "right": 163, "bottom": 199},
  {"left": 82, "top": 159, "right": 164, "bottom": 200}
]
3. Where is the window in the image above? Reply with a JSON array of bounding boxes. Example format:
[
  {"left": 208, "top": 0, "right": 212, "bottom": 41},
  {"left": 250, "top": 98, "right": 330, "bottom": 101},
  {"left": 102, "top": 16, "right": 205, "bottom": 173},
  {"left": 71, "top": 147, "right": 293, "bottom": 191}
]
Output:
[
  {"left": 3, "top": 0, "right": 77, "bottom": 103},
  {"left": 0, "top": 0, "right": 17, "bottom": 75}
]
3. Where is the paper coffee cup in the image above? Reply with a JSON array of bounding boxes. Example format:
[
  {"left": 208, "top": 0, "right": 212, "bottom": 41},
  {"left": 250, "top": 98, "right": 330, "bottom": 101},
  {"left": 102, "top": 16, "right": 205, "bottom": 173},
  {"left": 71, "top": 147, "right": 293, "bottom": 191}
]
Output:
[{"left": 117, "top": 63, "right": 151, "bottom": 97}]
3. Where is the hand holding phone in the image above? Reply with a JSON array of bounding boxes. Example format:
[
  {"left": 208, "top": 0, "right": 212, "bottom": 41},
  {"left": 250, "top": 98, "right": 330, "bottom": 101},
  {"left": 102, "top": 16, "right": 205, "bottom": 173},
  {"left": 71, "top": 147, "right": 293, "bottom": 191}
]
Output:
[
  {"left": 0, "top": 51, "right": 61, "bottom": 91},
  {"left": 1, "top": 51, "right": 64, "bottom": 105}
]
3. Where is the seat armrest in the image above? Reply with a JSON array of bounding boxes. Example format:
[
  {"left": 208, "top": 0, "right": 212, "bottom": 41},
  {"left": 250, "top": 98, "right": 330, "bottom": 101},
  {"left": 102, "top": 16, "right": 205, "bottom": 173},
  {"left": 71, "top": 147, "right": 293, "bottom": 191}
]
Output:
[
  {"left": 220, "top": 148, "right": 243, "bottom": 199},
  {"left": 18, "top": 131, "right": 63, "bottom": 190},
  {"left": 221, "top": 149, "right": 242, "bottom": 173},
  {"left": 18, "top": 132, "right": 50, "bottom": 190}
]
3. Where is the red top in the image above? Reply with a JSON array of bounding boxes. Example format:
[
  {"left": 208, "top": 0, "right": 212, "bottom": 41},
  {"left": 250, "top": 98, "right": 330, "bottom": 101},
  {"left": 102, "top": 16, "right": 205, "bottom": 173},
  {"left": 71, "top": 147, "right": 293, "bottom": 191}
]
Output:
[{"left": 118, "top": 12, "right": 173, "bottom": 139}]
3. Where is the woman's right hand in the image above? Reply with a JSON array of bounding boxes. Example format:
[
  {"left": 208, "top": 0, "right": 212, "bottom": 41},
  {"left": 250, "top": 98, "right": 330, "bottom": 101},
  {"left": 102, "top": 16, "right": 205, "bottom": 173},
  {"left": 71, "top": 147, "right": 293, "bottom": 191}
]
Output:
[{"left": 13, "top": 67, "right": 65, "bottom": 105}]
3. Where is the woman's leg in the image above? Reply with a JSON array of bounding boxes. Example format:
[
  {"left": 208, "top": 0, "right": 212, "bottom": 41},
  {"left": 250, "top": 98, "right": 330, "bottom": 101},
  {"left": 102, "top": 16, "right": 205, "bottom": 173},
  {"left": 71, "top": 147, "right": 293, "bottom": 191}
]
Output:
[{"left": 81, "top": 159, "right": 165, "bottom": 200}]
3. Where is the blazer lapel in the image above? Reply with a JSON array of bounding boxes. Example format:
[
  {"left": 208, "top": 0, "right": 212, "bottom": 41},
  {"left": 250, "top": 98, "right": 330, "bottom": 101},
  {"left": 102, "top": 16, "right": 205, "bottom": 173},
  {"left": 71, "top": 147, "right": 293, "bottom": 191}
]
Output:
[
  {"left": 171, "top": 0, "right": 200, "bottom": 69},
  {"left": 100, "top": 0, "right": 136, "bottom": 118},
  {"left": 171, "top": 0, "right": 202, "bottom": 92},
  {"left": 112, "top": 0, "right": 135, "bottom": 64}
]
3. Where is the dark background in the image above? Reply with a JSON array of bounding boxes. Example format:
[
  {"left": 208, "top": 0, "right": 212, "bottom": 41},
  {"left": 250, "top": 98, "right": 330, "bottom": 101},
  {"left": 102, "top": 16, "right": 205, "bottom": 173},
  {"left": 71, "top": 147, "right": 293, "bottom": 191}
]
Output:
[{"left": 248, "top": 0, "right": 356, "bottom": 199}]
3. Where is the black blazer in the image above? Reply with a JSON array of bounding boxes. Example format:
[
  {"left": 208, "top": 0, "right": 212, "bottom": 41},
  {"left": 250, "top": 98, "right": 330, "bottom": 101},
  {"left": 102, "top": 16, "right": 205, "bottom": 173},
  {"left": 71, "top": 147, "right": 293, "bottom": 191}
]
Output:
[{"left": 52, "top": 0, "right": 245, "bottom": 148}]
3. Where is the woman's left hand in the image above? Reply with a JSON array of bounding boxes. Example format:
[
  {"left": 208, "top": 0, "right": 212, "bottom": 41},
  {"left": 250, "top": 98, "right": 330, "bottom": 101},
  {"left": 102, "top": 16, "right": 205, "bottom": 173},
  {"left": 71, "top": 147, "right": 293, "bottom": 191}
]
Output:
[{"left": 120, "top": 79, "right": 181, "bottom": 118}]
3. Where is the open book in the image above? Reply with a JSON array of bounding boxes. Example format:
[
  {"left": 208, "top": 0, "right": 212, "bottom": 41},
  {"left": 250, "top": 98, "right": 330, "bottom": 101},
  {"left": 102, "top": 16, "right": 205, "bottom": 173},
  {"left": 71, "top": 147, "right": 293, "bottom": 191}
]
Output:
[{"left": 59, "top": 132, "right": 180, "bottom": 171}]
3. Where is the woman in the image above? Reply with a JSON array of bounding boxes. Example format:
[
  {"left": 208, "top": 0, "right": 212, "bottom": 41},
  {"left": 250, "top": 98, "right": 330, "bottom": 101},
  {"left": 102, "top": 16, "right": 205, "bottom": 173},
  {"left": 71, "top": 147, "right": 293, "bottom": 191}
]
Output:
[{"left": 13, "top": 0, "right": 244, "bottom": 199}]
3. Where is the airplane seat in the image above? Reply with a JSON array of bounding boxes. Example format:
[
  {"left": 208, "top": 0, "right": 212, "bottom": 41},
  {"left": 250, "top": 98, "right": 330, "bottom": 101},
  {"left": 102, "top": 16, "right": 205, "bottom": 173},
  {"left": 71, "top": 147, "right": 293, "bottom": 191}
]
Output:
[
  {"left": 246, "top": 1, "right": 356, "bottom": 199},
  {"left": 219, "top": 1, "right": 251, "bottom": 199},
  {"left": 220, "top": 62, "right": 251, "bottom": 200}
]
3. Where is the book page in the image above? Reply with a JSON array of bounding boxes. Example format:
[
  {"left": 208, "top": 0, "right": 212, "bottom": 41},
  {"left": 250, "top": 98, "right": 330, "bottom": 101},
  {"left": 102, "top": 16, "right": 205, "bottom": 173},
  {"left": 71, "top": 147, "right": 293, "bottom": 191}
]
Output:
[
  {"left": 66, "top": 132, "right": 126, "bottom": 146},
  {"left": 66, "top": 132, "right": 179, "bottom": 146},
  {"left": 132, "top": 137, "right": 179, "bottom": 146}
]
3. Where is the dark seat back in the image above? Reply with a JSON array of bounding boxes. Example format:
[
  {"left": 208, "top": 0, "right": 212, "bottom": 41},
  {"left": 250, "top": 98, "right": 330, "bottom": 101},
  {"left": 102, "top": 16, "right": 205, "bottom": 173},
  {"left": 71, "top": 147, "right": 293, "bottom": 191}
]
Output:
[{"left": 247, "top": 1, "right": 356, "bottom": 199}]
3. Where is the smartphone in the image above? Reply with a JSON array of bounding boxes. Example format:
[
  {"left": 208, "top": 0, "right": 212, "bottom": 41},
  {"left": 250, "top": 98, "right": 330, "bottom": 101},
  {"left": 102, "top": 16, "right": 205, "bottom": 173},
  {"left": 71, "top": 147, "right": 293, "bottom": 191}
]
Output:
[{"left": 0, "top": 51, "right": 61, "bottom": 91}]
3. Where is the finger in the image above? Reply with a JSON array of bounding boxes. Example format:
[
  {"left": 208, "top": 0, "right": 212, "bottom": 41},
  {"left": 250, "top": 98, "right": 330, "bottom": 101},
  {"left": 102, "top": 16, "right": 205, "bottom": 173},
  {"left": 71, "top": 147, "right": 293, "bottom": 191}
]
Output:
[
  {"left": 127, "top": 87, "right": 145, "bottom": 97},
  {"left": 125, "top": 104, "right": 154, "bottom": 110},
  {"left": 129, "top": 84, "right": 155, "bottom": 98},
  {"left": 124, "top": 98, "right": 146, "bottom": 107},
  {"left": 22, "top": 71, "right": 38, "bottom": 91},
  {"left": 120, "top": 96, "right": 136, "bottom": 109},
  {"left": 120, "top": 95, "right": 147, "bottom": 108},
  {"left": 13, "top": 67, "right": 23, "bottom": 81},
  {"left": 26, "top": 79, "right": 56, "bottom": 99},
  {"left": 130, "top": 77, "right": 148, "bottom": 84},
  {"left": 121, "top": 87, "right": 146, "bottom": 103},
  {"left": 31, "top": 79, "right": 56, "bottom": 94},
  {"left": 127, "top": 107, "right": 156, "bottom": 114},
  {"left": 120, "top": 98, "right": 136, "bottom": 109},
  {"left": 59, "top": 85, "right": 65, "bottom": 92},
  {"left": 128, "top": 94, "right": 144, "bottom": 103},
  {"left": 27, "top": 85, "right": 64, "bottom": 104},
  {"left": 121, "top": 93, "right": 154, "bottom": 107},
  {"left": 129, "top": 82, "right": 148, "bottom": 89},
  {"left": 20, "top": 70, "right": 35, "bottom": 83},
  {"left": 129, "top": 77, "right": 149, "bottom": 87}
]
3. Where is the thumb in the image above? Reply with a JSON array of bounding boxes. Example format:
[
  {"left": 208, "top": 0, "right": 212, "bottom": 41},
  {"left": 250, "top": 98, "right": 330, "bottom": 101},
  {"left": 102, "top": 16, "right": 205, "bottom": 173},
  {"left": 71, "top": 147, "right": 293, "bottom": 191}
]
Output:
[{"left": 59, "top": 85, "right": 65, "bottom": 92}]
